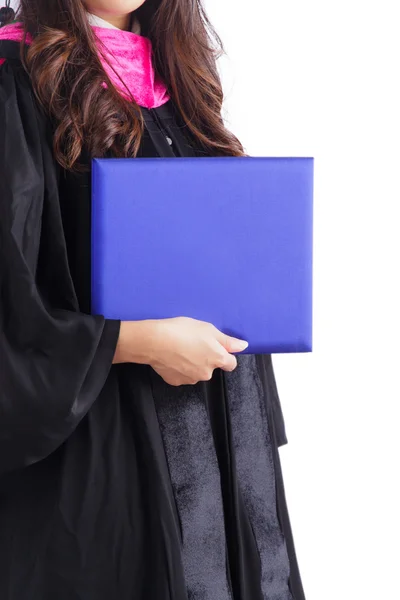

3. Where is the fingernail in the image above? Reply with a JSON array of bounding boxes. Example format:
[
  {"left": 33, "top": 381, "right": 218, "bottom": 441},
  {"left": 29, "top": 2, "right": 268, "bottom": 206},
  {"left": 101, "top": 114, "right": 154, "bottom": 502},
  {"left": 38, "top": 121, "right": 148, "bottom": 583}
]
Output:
[{"left": 236, "top": 340, "right": 249, "bottom": 350}]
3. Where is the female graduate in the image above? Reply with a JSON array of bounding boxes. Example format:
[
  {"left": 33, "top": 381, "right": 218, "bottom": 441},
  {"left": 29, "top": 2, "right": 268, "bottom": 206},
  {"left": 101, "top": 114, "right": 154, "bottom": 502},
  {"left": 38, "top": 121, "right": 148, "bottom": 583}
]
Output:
[{"left": 0, "top": 1, "right": 306, "bottom": 599}]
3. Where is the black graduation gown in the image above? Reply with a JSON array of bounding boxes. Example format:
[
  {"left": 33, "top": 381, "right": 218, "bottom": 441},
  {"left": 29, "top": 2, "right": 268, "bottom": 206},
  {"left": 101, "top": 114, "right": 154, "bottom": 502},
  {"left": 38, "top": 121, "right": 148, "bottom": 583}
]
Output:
[{"left": 0, "top": 41, "right": 306, "bottom": 600}]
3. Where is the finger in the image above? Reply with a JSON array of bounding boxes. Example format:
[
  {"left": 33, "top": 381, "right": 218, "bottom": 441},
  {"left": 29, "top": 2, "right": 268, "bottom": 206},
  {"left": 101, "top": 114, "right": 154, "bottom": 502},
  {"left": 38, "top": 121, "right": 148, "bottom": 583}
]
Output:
[
  {"left": 214, "top": 330, "right": 248, "bottom": 353},
  {"left": 165, "top": 375, "right": 194, "bottom": 387},
  {"left": 156, "top": 368, "right": 193, "bottom": 387},
  {"left": 218, "top": 353, "right": 238, "bottom": 372}
]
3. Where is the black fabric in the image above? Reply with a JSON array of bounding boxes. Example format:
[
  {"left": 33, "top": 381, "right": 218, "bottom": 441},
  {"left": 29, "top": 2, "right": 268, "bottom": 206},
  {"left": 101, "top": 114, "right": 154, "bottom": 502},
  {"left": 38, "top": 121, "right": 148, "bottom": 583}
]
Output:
[
  {"left": 0, "top": 46, "right": 304, "bottom": 600},
  {"left": 256, "top": 355, "right": 306, "bottom": 600}
]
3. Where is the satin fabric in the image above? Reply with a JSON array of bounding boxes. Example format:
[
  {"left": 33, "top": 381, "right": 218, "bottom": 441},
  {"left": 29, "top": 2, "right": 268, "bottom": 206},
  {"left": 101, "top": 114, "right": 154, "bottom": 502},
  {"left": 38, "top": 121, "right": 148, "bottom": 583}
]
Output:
[{"left": 0, "top": 39, "right": 305, "bottom": 600}]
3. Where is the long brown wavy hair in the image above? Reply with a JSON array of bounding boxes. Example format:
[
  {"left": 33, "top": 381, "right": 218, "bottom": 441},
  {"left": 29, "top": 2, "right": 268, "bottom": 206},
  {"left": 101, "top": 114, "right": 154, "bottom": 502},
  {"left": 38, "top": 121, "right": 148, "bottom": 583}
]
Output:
[{"left": 7, "top": 0, "right": 245, "bottom": 170}]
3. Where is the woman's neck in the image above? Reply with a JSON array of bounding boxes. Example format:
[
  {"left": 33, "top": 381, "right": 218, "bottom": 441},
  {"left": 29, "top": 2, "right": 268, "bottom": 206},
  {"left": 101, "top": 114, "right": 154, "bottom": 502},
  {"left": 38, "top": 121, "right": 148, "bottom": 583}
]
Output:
[{"left": 89, "top": 11, "right": 132, "bottom": 31}]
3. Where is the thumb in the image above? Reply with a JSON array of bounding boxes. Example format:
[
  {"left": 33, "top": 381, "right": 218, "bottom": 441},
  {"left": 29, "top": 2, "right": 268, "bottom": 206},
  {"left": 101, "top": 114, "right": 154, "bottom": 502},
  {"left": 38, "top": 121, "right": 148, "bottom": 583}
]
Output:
[{"left": 217, "top": 332, "right": 249, "bottom": 353}]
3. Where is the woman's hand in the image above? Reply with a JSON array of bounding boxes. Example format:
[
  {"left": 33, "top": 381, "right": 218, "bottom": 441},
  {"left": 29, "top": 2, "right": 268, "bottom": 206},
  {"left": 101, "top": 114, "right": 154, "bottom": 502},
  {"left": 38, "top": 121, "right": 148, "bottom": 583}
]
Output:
[
  {"left": 113, "top": 317, "right": 248, "bottom": 386},
  {"left": 148, "top": 316, "right": 248, "bottom": 386}
]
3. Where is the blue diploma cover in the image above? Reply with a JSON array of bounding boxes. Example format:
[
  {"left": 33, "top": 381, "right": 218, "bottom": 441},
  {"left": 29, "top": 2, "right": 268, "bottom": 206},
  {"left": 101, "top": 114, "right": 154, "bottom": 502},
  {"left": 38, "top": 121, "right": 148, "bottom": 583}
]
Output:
[{"left": 91, "top": 156, "right": 313, "bottom": 354}]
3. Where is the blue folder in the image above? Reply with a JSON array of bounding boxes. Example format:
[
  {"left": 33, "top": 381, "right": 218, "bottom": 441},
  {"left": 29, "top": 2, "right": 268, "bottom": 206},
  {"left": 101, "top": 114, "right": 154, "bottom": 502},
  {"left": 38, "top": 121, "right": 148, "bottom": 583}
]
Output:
[{"left": 91, "top": 156, "right": 313, "bottom": 354}]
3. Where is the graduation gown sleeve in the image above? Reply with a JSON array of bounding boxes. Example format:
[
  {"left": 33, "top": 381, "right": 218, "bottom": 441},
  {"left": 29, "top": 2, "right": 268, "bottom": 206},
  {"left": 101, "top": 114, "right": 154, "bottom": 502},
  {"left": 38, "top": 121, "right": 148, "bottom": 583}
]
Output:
[{"left": 0, "top": 59, "right": 120, "bottom": 475}]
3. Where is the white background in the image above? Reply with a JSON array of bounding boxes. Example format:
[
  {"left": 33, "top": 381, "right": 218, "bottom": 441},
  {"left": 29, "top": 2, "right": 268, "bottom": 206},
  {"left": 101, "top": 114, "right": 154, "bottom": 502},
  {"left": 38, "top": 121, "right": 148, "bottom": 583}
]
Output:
[
  {"left": 206, "top": 1, "right": 400, "bottom": 599},
  {"left": 10, "top": 0, "right": 400, "bottom": 597}
]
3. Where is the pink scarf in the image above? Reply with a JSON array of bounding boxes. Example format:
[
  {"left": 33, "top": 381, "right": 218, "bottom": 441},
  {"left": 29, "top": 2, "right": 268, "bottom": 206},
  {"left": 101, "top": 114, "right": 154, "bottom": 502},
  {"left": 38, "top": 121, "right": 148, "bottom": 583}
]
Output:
[{"left": 0, "top": 21, "right": 170, "bottom": 108}]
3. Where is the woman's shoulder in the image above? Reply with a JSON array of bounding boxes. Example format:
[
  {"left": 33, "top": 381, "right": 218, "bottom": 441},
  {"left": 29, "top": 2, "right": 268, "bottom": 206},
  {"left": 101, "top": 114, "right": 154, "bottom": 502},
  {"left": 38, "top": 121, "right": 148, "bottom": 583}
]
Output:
[
  {"left": 0, "top": 36, "right": 56, "bottom": 184},
  {"left": 0, "top": 21, "right": 24, "bottom": 52},
  {"left": 0, "top": 37, "right": 48, "bottom": 144},
  {"left": 0, "top": 40, "right": 33, "bottom": 97},
  {"left": 0, "top": 53, "right": 44, "bottom": 159},
  {"left": 0, "top": 22, "right": 33, "bottom": 89}
]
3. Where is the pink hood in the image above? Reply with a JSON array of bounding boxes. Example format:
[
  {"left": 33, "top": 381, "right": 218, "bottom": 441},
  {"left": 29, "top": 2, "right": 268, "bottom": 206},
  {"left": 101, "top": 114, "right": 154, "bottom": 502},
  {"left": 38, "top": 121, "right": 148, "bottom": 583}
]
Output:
[{"left": 0, "top": 22, "right": 170, "bottom": 109}]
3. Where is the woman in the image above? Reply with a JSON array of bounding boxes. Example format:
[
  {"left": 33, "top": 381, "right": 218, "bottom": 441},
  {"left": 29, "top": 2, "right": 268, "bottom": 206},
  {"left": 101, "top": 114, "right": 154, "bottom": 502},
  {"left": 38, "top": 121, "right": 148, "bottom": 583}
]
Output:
[{"left": 0, "top": 1, "right": 306, "bottom": 599}]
